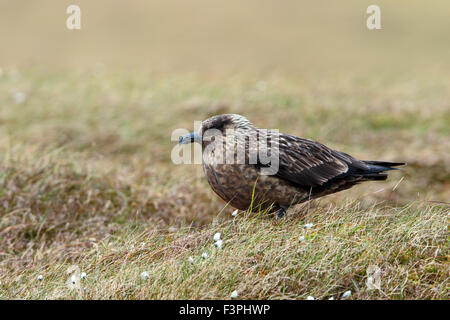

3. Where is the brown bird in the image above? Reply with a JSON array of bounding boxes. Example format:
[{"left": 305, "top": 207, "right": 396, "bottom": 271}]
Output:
[{"left": 179, "top": 114, "right": 404, "bottom": 217}]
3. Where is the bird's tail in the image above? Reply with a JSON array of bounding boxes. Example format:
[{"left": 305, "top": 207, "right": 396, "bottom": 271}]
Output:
[
  {"left": 360, "top": 160, "right": 406, "bottom": 181},
  {"left": 363, "top": 160, "right": 405, "bottom": 168}
]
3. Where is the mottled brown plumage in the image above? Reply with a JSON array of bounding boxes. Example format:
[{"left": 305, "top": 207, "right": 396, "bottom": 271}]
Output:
[{"left": 179, "top": 114, "right": 404, "bottom": 214}]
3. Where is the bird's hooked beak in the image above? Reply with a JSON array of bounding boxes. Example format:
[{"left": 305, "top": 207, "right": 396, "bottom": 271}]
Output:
[{"left": 179, "top": 132, "right": 202, "bottom": 145}]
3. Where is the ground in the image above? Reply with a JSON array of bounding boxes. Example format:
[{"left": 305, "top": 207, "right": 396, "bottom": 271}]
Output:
[{"left": 0, "top": 69, "right": 448, "bottom": 299}]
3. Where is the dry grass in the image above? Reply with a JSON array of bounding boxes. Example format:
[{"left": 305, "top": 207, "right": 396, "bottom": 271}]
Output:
[
  {"left": 1, "top": 199, "right": 448, "bottom": 300},
  {"left": 0, "top": 68, "right": 448, "bottom": 299}
]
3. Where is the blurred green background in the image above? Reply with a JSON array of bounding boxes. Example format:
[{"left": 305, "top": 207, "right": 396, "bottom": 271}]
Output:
[{"left": 1, "top": 0, "right": 450, "bottom": 74}]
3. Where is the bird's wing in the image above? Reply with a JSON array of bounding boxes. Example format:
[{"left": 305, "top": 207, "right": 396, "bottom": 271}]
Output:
[{"left": 262, "top": 133, "right": 367, "bottom": 189}]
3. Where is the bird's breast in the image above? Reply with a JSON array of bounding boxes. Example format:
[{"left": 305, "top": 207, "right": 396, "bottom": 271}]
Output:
[{"left": 201, "top": 141, "right": 306, "bottom": 212}]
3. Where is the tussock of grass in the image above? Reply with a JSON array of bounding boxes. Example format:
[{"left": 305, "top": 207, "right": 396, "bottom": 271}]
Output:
[{"left": 0, "top": 197, "right": 447, "bottom": 299}]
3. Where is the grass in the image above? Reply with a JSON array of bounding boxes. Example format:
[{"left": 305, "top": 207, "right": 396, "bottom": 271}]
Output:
[{"left": 0, "top": 68, "right": 449, "bottom": 299}]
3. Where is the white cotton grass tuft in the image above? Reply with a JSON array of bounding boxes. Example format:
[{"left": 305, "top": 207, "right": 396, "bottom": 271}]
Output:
[
  {"left": 328, "top": 297, "right": 334, "bottom": 300},
  {"left": 231, "top": 209, "right": 238, "bottom": 217},
  {"left": 298, "top": 236, "right": 305, "bottom": 242},
  {"left": 230, "top": 290, "right": 238, "bottom": 298},
  {"left": 306, "top": 296, "right": 315, "bottom": 300},
  {"left": 37, "top": 275, "right": 43, "bottom": 281},
  {"left": 71, "top": 275, "right": 77, "bottom": 285},
  {"left": 214, "top": 239, "right": 223, "bottom": 249},
  {"left": 367, "top": 276, "right": 374, "bottom": 288},
  {"left": 80, "top": 272, "right": 87, "bottom": 280},
  {"left": 304, "top": 223, "right": 314, "bottom": 229},
  {"left": 213, "top": 232, "right": 221, "bottom": 242},
  {"left": 141, "top": 271, "right": 149, "bottom": 280},
  {"left": 188, "top": 256, "right": 194, "bottom": 264},
  {"left": 342, "top": 290, "right": 352, "bottom": 299},
  {"left": 201, "top": 252, "right": 208, "bottom": 259}
]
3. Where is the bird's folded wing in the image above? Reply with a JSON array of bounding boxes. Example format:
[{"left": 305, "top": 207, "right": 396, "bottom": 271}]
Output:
[{"left": 269, "top": 134, "right": 357, "bottom": 188}]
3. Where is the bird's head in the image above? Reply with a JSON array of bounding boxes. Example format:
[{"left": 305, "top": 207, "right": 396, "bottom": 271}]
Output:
[{"left": 179, "top": 114, "right": 253, "bottom": 145}]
